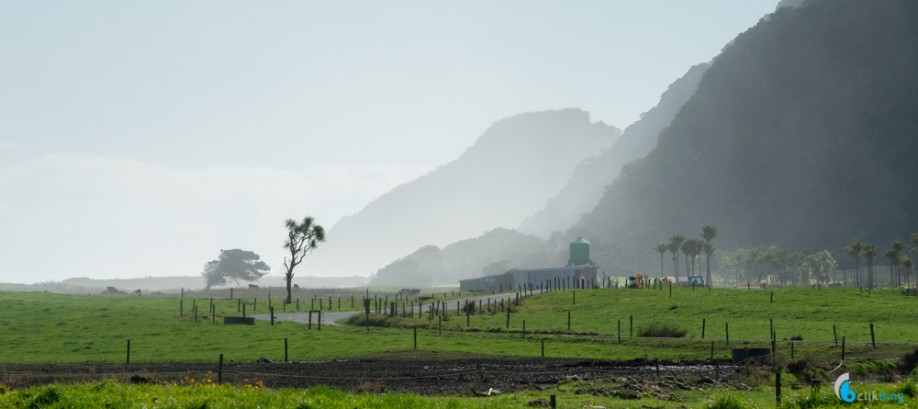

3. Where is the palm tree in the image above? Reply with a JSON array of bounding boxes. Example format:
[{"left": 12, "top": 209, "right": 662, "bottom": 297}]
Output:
[
  {"left": 863, "top": 244, "right": 877, "bottom": 292},
  {"left": 902, "top": 256, "right": 913, "bottom": 292},
  {"left": 846, "top": 242, "right": 864, "bottom": 288},
  {"left": 681, "top": 241, "right": 691, "bottom": 281},
  {"left": 704, "top": 243, "right": 715, "bottom": 287},
  {"left": 885, "top": 249, "right": 898, "bottom": 288},
  {"left": 701, "top": 225, "right": 718, "bottom": 244},
  {"left": 669, "top": 234, "right": 685, "bottom": 283},
  {"left": 891, "top": 239, "right": 905, "bottom": 286},
  {"left": 655, "top": 243, "right": 668, "bottom": 279},
  {"left": 283, "top": 216, "right": 326, "bottom": 304},
  {"left": 700, "top": 225, "right": 717, "bottom": 287}
]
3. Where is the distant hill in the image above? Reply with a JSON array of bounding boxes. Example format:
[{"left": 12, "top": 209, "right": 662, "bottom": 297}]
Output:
[
  {"left": 310, "top": 109, "right": 619, "bottom": 277},
  {"left": 370, "top": 228, "right": 562, "bottom": 287},
  {"left": 519, "top": 63, "right": 709, "bottom": 238},
  {"left": 0, "top": 275, "right": 370, "bottom": 294},
  {"left": 571, "top": 0, "right": 918, "bottom": 274}
]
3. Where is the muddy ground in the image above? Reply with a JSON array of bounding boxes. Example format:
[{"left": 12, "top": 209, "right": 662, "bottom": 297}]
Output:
[{"left": 0, "top": 357, "right": 750, "bottom": 397}]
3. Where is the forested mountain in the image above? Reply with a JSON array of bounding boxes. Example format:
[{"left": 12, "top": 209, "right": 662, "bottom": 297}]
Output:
[
  {"left": 370, "top": 228, "right": 561, "bottom": 287},
  {"left": 310, "top": 109, "right": 619, "bottom": 276},
  {"left": 519, "top": 63, "right": 709, "bottom": 238},
  {"left": 572, "top": 0, "right": 918, "bottom": 274}
]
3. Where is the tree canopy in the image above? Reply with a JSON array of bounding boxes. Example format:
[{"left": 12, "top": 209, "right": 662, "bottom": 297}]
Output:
[{"left": 201, "top": 249, "right": 270, "bottom": 290}]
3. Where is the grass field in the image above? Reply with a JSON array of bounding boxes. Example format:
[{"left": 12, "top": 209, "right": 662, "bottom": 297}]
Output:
[
  {"left": 0, "top": 379, "right": 915, "bottom": 408},
  {"left": 0, "top": 287, "right": 915, "bottom": 364},
  {"left": 1, "top": 287, "right": 916, "bottom": 408}
]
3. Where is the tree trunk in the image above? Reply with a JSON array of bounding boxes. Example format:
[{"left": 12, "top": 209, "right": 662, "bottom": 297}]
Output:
[{"left": 285, "top": 271, "right": 293, "bottom": 304}]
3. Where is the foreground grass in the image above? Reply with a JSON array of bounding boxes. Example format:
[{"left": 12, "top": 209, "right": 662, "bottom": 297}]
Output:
[{"left": 0, "top": 380, "right": 915, "bottom": 409}]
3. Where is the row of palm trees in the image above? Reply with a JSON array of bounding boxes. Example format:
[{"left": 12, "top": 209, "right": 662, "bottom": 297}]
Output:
[
  {"left": 654, "top": 225, "right": 717, "bottom": 286},
  {"left": 843, "top": 234, "right": 917, "bottom": 291},
  {"left": 719, "top": 246, "right": 837, "bottom": 285}
]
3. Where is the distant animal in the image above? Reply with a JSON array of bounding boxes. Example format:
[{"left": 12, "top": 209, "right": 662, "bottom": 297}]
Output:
[
  {"left": 293, "top": 284, "right": 300, "bottom": 290},
  {"left": 397, "top": 288, "right": 420, "bottom": 296},
  {"left": 248, "top": 284, "right": 259, "bottom": 289}
]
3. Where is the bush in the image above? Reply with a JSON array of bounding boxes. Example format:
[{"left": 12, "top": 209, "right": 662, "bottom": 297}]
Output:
[
  {"left": 638, "top": 322, "right": 687, "bottom": 338},
  {"left": 706, "top": 395, "right": 743, "bottom": 409},
  {"left": 899, "top": 381, "right": 918, "bottom": 398},
  {"left": 900, "top": 346, "right": 918, "bottom": 373}
]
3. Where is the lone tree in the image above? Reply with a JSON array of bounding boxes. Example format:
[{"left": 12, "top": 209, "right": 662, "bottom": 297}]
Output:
[
  {"left": 201, "top": 249, "right": 270, "bottom": 290},
  {"left": 282, "top": 216, "right": 325, "bottom": 304}
]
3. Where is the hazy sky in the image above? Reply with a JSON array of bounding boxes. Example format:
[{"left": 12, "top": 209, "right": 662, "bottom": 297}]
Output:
[{"left": 1, "top": 1, "right": 777, "bottom": 284}]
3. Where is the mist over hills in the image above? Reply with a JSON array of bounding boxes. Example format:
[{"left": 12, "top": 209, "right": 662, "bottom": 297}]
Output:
[
  {"left": 370, "top": 228, "right": 561, "bottom": 287},
  {"left": 310, "top": 109, "right": 619, "bottom": 277},
  {"left": 374, "top": 63, "right": 714, "bottom": 286},
  {"left": 519, "top": 63, "right": 710, "bottom": 238},
  {"left": 572, "top": 0, "right": 918, "bottom": 274}
]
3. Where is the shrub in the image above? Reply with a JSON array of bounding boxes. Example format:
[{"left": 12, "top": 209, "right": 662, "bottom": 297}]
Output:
[
  {"left": 900, "top": 346, "right": 918, "bottom": 373},
  {"left": 784, "top": 387, "right": 837, "bottom": 409},
  {"left": 705, "top": 395, "right": 743, "bottom": 409},
  {"left": 638, "top": 322, "right": 687, "bottom": 338},
  {"left": 899, "top": 381, "right": 918, "bottom": 398}
]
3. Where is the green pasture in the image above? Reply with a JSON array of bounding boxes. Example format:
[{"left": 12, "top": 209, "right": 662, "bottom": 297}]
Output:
[{"left": 0, "top": 287, "right": 914, "bottom": 365}]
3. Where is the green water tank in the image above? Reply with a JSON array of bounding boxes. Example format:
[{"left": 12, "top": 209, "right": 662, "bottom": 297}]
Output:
[{"left": 569, "top": 236, "right": 591, "bottom": 266}]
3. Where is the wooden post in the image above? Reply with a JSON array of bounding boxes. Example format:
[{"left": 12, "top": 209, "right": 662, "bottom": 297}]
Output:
[
  {"left": 725, "top": 322, "right": 729, "bottom": 345},
  {"left": 180, "top": 298, "right": 183, "bottom": 317},
  {"left": 775, "top": 369, "right": 782, "bottom": 405},
  {"left": 506, "top": 307, "right": 511, "bottom": 328},
  {"left": 317, "top": 311, "right": 322, "bottom": 331},
  {"left": 242, "top": 304, "right": 246, "bottom": 318},
  {"left": 126, "top": 339, "right": 131, "bottom": 364},
  {"left": 870, "top": 323, "right": 876, "bottom": 348},
  {"left": 567, "top": 311, "right": 571, "bottom": 334},
  {"left": 710, "top": 341, "right": 714, "bottom": 360},
  {"left": 842, "top": 336, "right": 846, "bottom": 360},
  {"left": 572, "top": 290, "right": 576, "bottom": 305},
  {"left": 550, "top": 394, "right": 556, "bottom": 408},
  {"left": 284, "top": 338, "right": 288, "bottom": 362},
  {"left": 541, "top": 339, "right": 545, "bottom": 358},
  {"left": 791, "top": 341, "right": 794, "bottom": 360},
  {"left": 668, "top": 282, "right": 672, "bottom": 298},
  {"left": 230, "top": 288, "right": 233, "bottom": 299},
  {"left": 702, "top": 318, "right": 706, "bottom": 339},
  {"left": 218, "top": 353, "right": 224, "bottom": 384},
  {"left": 270, "top": 306, "right": 275, "bottom": 326},
  {"left": 466, "top": 311, "right": 470, "bottom": 327},
  {"left": 833, "top": 324, "right": 838, "bottom": 345},
  {"left": 438, "top": 315, "right": 442, "bottom": 335},
  {"left": 413, "top": 327, "right": 417, "bottom": 349},
  {"left": 770, "top": 291, "right": 774, "bottom": 304},
  {"left": 617, "top": 320, "right": 621, "bottom": 343},
  {"left": 629, "top": 315, "right": 633, "bottom": 337}
]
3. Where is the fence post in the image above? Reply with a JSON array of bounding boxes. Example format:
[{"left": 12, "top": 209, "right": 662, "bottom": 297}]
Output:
[
  {"left": 270, "top": 306, "right": 275, "bottom": 326},
  {"left": 506, "top": 308, "right": 510, "bottom": 328},
  {"left": 550, "top": 394, "right": 556, "bottom": 408},
  {"left": 284, "top": 338, "right": 288, "bottom": 362},
  {"left": 870, "top": 323, "right": 876, "bottom": 348},
  {"left": 218, "top": 353, "right": 224, "bottom": 384},
  {"left": 629, "top": 315, "right": 633, "bottom": 337},
  {"left": 833, "top": 324, "right": 838, "bottom": 345},
  {"left": 702, "top": 318, "right": 706, "bottom": 339},
  {"left": 541, "top": 339, "right": 545, "bottom": 358},
  {"left": 725, "top": 322, "right": 729, "bottom": 345},
  {"left": 413, "top": 327, "right": 417, "bottom": 349},
  {"left": 617, "top": 320, "right": 621, "bottom": 343},
  {"left": 126, "top": 339, "right": 131, "bottom": 364},
  {"left": 842, "top": 336, "right": 846, "bottom": 360},
  {"left": 567, "top": 311, "right": 571, "bottom": 334}
]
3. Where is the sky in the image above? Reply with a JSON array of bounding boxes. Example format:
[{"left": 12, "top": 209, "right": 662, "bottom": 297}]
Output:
[{"left": 0, "top": 1, "right": 778, "bottom": 284}]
